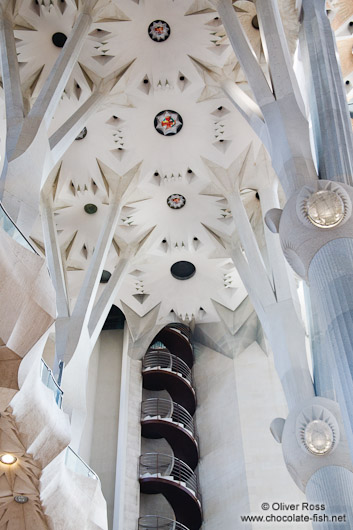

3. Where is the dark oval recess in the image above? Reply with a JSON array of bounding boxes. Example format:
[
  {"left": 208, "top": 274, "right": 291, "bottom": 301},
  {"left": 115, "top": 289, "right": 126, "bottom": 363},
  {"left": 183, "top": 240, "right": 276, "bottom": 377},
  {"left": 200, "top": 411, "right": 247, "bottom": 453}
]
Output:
[
  {"left": 100, "top": 270, "right": 112, "bottom": 283},
  {"left": 52, "top": 32, "right": 67, "bottom": 48},
  {"left": 170, "top": 261, "right": 196, "bottom": 280},
  {"left": 84, "top": 203, "right": 98, "bottom": 214}
]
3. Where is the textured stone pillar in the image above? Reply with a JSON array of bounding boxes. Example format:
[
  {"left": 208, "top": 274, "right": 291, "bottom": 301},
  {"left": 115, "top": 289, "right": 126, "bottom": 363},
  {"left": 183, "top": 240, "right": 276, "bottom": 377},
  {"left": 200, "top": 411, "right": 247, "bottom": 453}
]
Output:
[
  {"left": 306, "top": 466, "right": 353, "bottom": 529},
  {"left": 304, "top": 286, "right": 336, "bottom": 400},
  {"left": 308, "top": 238, "right": 353, "bottom": 456},
  {"left": 300, "top": 0, "right": 353, "bottom": 185}
]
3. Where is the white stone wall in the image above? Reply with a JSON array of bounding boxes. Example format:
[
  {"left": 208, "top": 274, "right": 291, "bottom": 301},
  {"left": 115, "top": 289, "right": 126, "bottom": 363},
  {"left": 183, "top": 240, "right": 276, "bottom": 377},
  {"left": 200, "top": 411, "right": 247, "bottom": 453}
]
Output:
[
  {"left": 234, "top": 341, "right": 312, "bottom": 530},
  {"left": 81, "top": 329, "right": 124, "bottom": 529},
  {"left": 123, "top": 357, "right": 143, "bottom": 530},
  {"left": 193, "top": 343, "right": 252, "bottom": 529},
  {"left": 193, "top": 341, "right": 313, "bottom": 530}
]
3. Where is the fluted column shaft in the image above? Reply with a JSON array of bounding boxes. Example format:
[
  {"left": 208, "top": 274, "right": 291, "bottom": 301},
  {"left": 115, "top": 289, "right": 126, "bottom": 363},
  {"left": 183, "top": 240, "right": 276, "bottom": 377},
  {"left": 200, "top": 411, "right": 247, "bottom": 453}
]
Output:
[{"left": 308, "top": 238, "right": 353, "bottom": 456}]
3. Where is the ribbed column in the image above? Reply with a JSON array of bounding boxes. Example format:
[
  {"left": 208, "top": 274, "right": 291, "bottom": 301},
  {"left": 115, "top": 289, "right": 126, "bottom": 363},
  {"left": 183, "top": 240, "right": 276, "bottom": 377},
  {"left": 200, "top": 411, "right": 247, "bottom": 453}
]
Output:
[
  {"left": 308, "top": 238, "right": 353, "bottom": 455},
  {"left": 300, "top": 0, "right": 353, "bottom": 185},
  {"left": 303, "top": 285, "right": 336, "bottom": 400},
  {"left": 306, "top": 466, "right": 353, "bottom": 529}
]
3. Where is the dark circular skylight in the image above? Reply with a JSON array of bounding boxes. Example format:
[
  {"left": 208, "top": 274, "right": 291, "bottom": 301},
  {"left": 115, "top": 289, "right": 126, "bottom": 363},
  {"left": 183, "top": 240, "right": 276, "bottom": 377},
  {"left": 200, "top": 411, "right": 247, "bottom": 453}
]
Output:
[
  {"left": 84, "top": 203, "right": 98, "bottom": 214},
  {"left": 75, "top": 127, "right": 87, "bottom": 141},
  {"left": 52, "top": 32, "right": 67, "bottom": 48},
  {"left": 148, "top": 20, "right": 171, "bottom": 42},
  {"left": 100, "top": 270, "right": 112, "bottom": 283},
  {"left": 167, "top": 194, "right": 186, "bottom": 209},
  {"left": 171, "top": 261, "right": 196, "bottom": 280},
  {"left": 154, "top": 110, "right": 183, "bottom": 136}
]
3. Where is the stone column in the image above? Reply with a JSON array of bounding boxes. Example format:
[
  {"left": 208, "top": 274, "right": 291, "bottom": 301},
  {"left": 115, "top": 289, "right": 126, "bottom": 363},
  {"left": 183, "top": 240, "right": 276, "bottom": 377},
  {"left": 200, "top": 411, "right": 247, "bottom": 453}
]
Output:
[
  {"left": 308, "top": 238, "right": 353, "bottom": 455},
  {"left": 306, "top": 466, "right": 353, "bottom": 530},
  {"left": 300, "top": 0, "right": 353, "bottom": 185}
]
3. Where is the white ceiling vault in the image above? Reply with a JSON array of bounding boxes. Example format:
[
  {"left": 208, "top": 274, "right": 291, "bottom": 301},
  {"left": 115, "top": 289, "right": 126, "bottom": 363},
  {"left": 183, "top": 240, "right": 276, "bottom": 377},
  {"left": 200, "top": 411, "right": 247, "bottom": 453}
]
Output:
[{"left": 0, "top": 0, "right": 326, "bottom": 326}]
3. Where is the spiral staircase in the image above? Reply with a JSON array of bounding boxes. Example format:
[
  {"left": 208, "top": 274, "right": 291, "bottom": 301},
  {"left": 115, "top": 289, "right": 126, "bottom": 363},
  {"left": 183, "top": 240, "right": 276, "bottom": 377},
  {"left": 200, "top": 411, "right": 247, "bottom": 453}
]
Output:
[{"left": 139, "top": 324, "right": 202, "bottom": 530}]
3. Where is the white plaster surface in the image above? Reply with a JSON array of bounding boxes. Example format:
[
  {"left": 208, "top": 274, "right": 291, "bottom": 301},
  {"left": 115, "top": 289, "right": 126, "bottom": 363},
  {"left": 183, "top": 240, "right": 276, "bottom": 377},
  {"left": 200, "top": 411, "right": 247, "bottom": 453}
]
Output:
[
  {"left": 88, "top": 329, "right": 124, "bottom": 530},
  {"left": 193, "top": 343, "right": 252, "bottom": 530},
  {"left": 234, "top": 341, "right": 312, "bottom": 530},
  {"left": 79, "top": 336, "right": 100, "bottom": 462},
  {"left": 41, "top": 450, "right": 108, "bottom": 530},
  {"left": 123, "top": 357, "right": 142, "bottom": 530}
]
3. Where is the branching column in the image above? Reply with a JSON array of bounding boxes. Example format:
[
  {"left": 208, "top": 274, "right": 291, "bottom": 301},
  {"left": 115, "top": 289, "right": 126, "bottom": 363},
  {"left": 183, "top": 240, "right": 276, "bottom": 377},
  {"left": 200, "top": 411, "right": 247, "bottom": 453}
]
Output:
[
  {"left": 300, "top": 0, "right": 353, "bottom": 185},
  {"left": 212, "top": 0, "right": 353, "bottom": 520},
  {"left": 0, "top": 0, "right": 105, "bottom": 236}
]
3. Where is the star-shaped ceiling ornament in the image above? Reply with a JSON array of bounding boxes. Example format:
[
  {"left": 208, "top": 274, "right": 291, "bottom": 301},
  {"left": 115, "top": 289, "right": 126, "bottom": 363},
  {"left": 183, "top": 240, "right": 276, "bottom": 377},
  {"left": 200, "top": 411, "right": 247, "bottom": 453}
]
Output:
[
  {"left": 148, "top": 20, "right": 171, "bottom": 42},
  {"left": 167, "top": 194, "right": 186, "bottom": 209},
  {"left": 154, "top": 110, "right": 183, "bottom": 136}
]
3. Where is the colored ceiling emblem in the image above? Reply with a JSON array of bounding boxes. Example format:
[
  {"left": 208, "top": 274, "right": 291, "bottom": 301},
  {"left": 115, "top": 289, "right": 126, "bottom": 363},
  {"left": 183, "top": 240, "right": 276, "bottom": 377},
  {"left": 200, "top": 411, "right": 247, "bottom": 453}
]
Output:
[
  {"left": 148, "top": 20, "right": 171, "bottom": 42},
  {"left": 167, "top": 194, "right": 186, "bottom": 209},
  {"left": 154, "top": 110, "right": 183, "bottom": 136}
]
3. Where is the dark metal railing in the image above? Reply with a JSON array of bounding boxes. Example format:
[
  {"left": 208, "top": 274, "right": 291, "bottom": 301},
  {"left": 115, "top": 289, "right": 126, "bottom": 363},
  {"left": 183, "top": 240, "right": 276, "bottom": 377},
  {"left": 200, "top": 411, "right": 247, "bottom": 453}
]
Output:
[
  {"left": 139, "top": 453, "right": 200, "bottom": 499},
  {"left": 138, "top": 515, "right": 190, "bottom": 530},
  {"left": 167, "top": 323, "right": 191, "bottom": 342},
  {"left": 143, "top": 350, "right": 192, "bottom": 384},
  {"left": 141, "top": 398, "right": 195, "bottom": 437}
]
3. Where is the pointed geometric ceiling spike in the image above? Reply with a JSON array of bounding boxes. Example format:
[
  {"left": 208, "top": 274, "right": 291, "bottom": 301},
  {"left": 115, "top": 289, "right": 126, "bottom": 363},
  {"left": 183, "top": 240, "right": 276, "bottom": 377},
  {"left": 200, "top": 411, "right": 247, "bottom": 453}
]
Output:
[
  {"left": 64, "top": 231, "right": 78, "bottom": 260},
  {"left": 184, "top": 0, "right": 216, "bottom": 16},
  {"left": 93, "top": 3, "right": 132, "bottom": 23},
  {"left": 129, "top": 269, "right": 144, "bottom": 277},
  {"left": 115, "top": 161, "right": 143, "bottom": 202},
  {"left": 95, "top": 159, "right": 142, "bottom": 201},
  {"left": 22, "top": 65, "right": 45, "bottom": 98},
  {"left": 134, "top": 225, "right": 157, "bottom": 257},
  {"left": 238, "top": 143, "right": 256, "bottom": 189},
  {"left": 187, "top": 55, "right": 222, "bottom": 81},
  {"left": 92, "top": 54, "right": 115, "bottom": 66},
  {"left": 132, "top": 293, "right": 150, "bottom": 304},
  {"left": 197, "top": 85, "right": 224, "bottom": 103},
  {"left": 121, "top": 301, "right": 161, "bottom": 343},
  {"left": 193, "top": 322, "right": 235, "bottom": 357},
  {"left": 253, "top": 144, "right": 277, "bottom": 189},
  {"left": 13, "top": 15, "right": 37, "bottom": 31},
  {"left": 77, "top": 62, "right": 97, "bottom": 91},
  {"left": 201, "top": 143, "right": 254, "bottom": 195},
  {"left": 201, "top": 223, "right": 229, "bottom": 248},
  {"left": 106, "top": 59, "right": 136, "bottom": 92},
  {"left": 212, "top": 139, "right": 232, "bottom": 153},
  {"left": 28, "top": 237, "right": 45, "bottom": 255},
  {"left": 211, "top": 296, "right": 253, "bottom": 336},
  {"left": 233, "top": 5, "right": 249, "bottom": 13}
]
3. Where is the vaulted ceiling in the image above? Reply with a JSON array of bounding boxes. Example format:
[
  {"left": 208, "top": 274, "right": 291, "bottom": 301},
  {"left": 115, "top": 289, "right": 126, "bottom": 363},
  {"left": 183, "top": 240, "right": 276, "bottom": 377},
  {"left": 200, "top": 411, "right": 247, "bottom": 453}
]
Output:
[{"left": 1, "top": 0, "right": 352, "bottom": 326}]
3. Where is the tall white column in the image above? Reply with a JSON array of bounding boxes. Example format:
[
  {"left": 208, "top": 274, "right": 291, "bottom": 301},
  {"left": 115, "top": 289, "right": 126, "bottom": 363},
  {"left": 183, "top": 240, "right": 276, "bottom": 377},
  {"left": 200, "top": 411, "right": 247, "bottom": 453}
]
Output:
[{"left": 300, "top": 0, "right": 353, "bottom": 185}]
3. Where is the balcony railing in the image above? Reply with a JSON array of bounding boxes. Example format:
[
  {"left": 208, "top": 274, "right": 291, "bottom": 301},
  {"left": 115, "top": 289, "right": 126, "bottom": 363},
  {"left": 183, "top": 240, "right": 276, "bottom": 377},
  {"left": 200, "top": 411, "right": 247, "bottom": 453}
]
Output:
[
  {"left": 65, "top": 446, "right": 99, "bottom": 480},
  {"left": 166, "top": 323, "right": 191, "bottom": 342},
  {"left": 40, "top": 359, "right": 63, "bottom": 408},
  {"left": 139, "top": 453, "right": 200, "bottom": 500},
  {"left": 138, "top": 516, "right": 190, "bottom": 530},
  {"left": 143, "top": 350, "right": 192, "bottom": 384},
  {"left": 0, "top": 203, "right": 37, "bottom": 252},
  {"left": 141, "top": 398, "right": 195, "bottom": 437}
]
